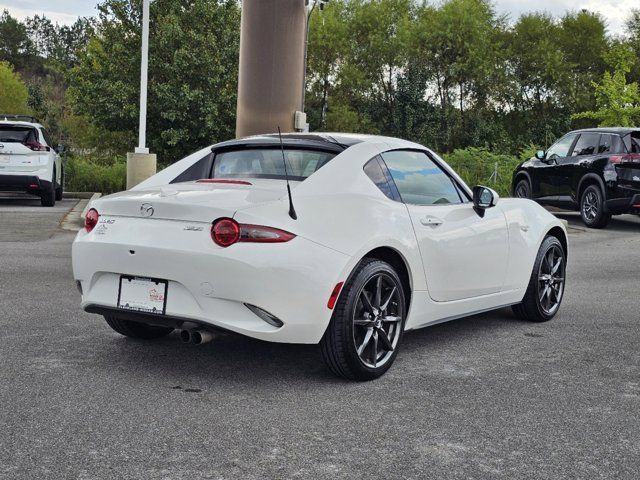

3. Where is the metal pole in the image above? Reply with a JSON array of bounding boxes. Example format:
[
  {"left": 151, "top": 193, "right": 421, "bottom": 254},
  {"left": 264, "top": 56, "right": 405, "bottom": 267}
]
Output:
[
  {"left": 301, "top": 1, "right": 316, "bottom": 113},
  {"left": 135, "top": 0, "right": 150, "bottom": 154}
]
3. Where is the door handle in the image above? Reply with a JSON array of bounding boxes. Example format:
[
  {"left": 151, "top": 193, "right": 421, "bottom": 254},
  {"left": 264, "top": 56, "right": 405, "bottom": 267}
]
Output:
[{"left": 420, "top": 216, "right": 443, "bottom": 227}]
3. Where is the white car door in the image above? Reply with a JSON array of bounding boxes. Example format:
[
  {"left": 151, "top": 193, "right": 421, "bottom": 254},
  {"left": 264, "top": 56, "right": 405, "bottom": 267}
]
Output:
[{"left": 380, "top": 150, "right": 509, "bottom": 302}]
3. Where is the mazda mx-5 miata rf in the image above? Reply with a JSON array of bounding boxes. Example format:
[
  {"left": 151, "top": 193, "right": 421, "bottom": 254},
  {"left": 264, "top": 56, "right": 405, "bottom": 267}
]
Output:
[{"left": 72, "top": 133, "right": 568, "bottom": 380}]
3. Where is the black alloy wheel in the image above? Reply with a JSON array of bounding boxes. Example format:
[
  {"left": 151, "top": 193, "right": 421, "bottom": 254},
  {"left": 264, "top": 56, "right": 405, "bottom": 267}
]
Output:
[
  {"left": 514, "top": 179, "right": 531, "bottom": 199},
  {"left": 320, "top": 258, "right": 406, "bottom": 380},
  {"left": 580, "top": 184, "right": 610, "bottom": 228},
  {"left": 512, "top": 235, "right": 566, "bottom": 322}
]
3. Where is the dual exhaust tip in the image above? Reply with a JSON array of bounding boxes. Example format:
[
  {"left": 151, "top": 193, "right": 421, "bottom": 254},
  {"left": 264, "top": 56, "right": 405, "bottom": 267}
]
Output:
[{"left": 180, "top": 329, "right": 215, "bottom": 345}]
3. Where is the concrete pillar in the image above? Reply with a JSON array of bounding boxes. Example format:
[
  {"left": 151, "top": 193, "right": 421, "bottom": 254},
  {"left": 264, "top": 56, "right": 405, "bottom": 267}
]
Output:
[
  {"left": 126, "top": 152, "right": 157, "bottom": 189},
  {"left": 236, "top": 0, "right": 307, "bottom": 138}
]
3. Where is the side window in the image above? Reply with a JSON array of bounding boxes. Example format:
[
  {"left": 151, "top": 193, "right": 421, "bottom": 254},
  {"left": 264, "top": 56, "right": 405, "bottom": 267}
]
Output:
[
  {"left": 381, "top": 150, "right": 462, "bottom": 206},
  {"left": 363, "top": 156, "right": 397, "bottom": 201},
  {"left": 597, "top": 134, "right": 612, "bottom": 154},
  {"left": 623, "top": 132, "right": 640, "bottom": 153},
  {"left": 571, "top": 133, "right": 600, "bottom": 156},
  {"left": 170, "top": 153, "right": 214, "bottom": 184},
  {"left": 610, "top": 135, "right": 625, "bottom": 154},
  {"left": 546, "top": 134, "right": 577, "bottom": 159}
]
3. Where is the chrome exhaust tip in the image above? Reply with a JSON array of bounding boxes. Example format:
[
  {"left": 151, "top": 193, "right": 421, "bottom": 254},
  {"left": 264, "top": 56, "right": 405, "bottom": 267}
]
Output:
[
  {"left": 179, "top": 329, "right": 192, "bottom": 343},
  {"left": 190, "top": 330, "right": 215, "bottom": 345}
]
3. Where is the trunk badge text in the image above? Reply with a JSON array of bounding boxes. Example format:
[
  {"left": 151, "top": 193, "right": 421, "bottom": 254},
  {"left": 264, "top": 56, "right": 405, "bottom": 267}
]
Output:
[
  {"left": 184, "top": 226, "right": 204, "bottom": 232},
  {"left": 140, "top": 203, "right": 154, "bottom": 217}
]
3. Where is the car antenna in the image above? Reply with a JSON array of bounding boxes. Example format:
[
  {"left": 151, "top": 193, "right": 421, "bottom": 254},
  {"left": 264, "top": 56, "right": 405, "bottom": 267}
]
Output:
[{"left": 278, "top": 126, "right": 297, "bottom": 220}]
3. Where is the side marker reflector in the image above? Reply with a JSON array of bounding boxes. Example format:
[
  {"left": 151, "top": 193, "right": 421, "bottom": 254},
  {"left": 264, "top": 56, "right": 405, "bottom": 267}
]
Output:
[{"left": 327, "top": 282, "right": 344, "bottom": 310}]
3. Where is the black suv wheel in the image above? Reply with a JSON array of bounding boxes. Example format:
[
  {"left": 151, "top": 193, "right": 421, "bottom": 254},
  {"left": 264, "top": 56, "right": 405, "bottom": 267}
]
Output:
[
  {"left": 580, "top": 184, "right": 610, "bottom": 228},
  {"left": 514, "top": 178, "right": 531, "bottom": 199}
]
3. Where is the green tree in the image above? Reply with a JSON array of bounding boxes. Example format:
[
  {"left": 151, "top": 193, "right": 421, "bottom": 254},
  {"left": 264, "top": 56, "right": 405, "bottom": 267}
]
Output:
[
  {"left": 572, "top": 45, "right": 640, "bottom": 126},
  {"left": 0, "top": 61, "right": 30, "bottom": 113},
  {"left": 0, "top": 10, "right": 33, "bottom": 70},
  {"left": 68, "top": 0, "right": 240, "bottom": 163}
]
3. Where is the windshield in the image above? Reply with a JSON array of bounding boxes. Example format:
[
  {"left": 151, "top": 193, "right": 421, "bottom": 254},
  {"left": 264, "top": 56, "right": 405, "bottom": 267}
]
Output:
[
  {"left": 0, "top": 126, "right": 38, "bottom": 143},
  {"left": 212, "top": 148, "right": 336, "bottom": 181}
]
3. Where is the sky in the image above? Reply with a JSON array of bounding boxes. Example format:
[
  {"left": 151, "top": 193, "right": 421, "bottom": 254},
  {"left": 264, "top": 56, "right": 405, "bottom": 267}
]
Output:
[{"left": 0, "top": 0, "right": 636, "bottom": 33}]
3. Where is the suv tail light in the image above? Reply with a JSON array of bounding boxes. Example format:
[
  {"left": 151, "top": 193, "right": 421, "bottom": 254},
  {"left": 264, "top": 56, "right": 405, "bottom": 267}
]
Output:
[
  {"left": 23, "top": 141, "right": 50, "bottom": 152},
  {"left": 211, "top": 218, "right": 295, "bottom": 247},
  {"left": 609, "top": 154, "right": 640, "bottom": 164},
  {"left": 85, "top": 208, "right": 99, "bottom": 232}
]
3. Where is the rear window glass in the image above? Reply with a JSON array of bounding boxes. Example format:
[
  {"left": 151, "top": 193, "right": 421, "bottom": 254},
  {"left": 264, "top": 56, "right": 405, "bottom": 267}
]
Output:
[
  {"left": 0, "top": 126, "right": 38, "bottom": 143},
  {"left": 171, "top": 153, "right": 214, "bottom": 184},
  {"left": 211, "top": 148, "right": 335, "bottom": 181}
]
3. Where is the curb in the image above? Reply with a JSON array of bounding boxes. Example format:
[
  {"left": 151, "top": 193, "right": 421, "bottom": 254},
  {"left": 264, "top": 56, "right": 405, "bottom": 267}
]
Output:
[{"left": 63, "top": 192, "right": 99, "bottom": 199}]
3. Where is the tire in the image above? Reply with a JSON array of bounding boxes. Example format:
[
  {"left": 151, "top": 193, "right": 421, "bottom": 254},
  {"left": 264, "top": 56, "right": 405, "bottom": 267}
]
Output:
[
  {"left": 580, "top": 184, "right": 610, "bottom": 228},
  {"left": 40, "top": 177, "right": 56, "bottom": 207},
  {"left": 55, "top": 168, "right": 63, "bottom": 201},
  {"left": 104, "top": 315, "right": 174, "bottom": 340},
  {"left": 514, "top": 178, "right": 531, "bottom": 199},
  {"left": 512, "top": 235, "right": 566, "bottom": 322},
  {"left": 320, "top": 258, "right": 406, "bottom": 381}
]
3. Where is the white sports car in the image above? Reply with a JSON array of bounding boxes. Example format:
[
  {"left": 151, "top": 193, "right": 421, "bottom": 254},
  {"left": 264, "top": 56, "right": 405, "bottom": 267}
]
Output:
[{"left": 72, "top": 133, "right": 568, "bottom": 380}]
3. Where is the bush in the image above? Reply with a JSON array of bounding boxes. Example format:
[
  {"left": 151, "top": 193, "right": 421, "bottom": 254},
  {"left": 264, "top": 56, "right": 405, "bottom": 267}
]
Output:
[
  {"left": 64, "top": 155, "right": 126, "bottom": 194},
  {"left": 443, "top": 147, "right": 522, "bottom": 197}
]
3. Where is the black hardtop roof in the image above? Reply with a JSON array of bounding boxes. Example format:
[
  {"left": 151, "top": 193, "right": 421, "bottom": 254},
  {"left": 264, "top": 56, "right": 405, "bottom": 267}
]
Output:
[
  {"left": 211, "top": 132, "right": 365, "bottom": 153},
  {"left": 571, "top": 127, "right": 640, "bottom": 135}
]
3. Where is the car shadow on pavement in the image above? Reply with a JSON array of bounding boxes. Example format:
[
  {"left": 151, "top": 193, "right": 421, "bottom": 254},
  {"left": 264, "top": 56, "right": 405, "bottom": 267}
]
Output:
[
  {"left": 83, "top": 307, "right": 531, "bottom": 386},
  {"left": 554, "top": 211, "right": 640, "bottom": 232}
]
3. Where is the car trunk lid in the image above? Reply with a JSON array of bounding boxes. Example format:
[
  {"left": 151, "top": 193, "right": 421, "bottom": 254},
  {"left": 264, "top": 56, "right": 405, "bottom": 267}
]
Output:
[{"left": 94, "top": 179, "right": 297, "bottom": 223}]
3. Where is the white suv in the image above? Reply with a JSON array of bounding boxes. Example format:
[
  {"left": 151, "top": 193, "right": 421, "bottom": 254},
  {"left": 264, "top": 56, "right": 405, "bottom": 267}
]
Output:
[{"left": 0, "top": 116, "right": 64, "bottom": 207}]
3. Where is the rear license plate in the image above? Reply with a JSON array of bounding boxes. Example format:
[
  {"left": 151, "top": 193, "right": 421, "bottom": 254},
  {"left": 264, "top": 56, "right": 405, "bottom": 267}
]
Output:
[{"left": 117, "top": 276, "right": 168, "bottom": 315}]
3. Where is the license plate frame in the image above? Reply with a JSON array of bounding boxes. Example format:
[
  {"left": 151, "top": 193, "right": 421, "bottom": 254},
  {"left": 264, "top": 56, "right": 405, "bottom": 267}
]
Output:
[{"left": 117, "top": 276, "right": 168, "bottom": 315}]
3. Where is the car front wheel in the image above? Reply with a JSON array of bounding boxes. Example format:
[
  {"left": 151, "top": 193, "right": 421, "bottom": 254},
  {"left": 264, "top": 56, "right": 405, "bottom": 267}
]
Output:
[
  {"left": 320, "top": 258, "right": 406, "bottom": 381},
  {"left": 514, "top": 179, "right": 531, "bottom": 199},
  {"left": 512, "top": 235, "right": 566, "bottom": 322},
  {"left": 104, "top": 316, "right": 174, "bottom": 339}
]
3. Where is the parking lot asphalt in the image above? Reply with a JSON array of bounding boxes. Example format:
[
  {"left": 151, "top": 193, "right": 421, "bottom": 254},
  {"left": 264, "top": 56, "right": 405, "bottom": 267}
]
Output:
[{"left": 0, "top": 200, "right": 638, "bottom": 480}]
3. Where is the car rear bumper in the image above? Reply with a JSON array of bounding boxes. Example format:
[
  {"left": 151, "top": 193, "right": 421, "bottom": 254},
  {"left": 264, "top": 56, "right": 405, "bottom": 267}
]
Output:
[
  {"left": 0, "top": 173, "right": 51, "bottom": 194},
  {"left": 606, "top": 192, "right": 640, "bottom": 214},
  {"left": 72, "top": 217, "right": 351, "bottom": 344}
]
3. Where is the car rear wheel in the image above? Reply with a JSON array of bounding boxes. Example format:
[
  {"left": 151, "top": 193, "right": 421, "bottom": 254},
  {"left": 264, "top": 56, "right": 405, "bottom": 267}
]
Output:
[
  {"left": 580, "top": 184, "right": 610, "bottom": 228},
  {"left": 514, "top": 179, "right": 531, "bottom": 199},
  {"left": 320, "top": 258, "right": 406, "bottom": 381},
  {"left": 104, "top": 316, "right": 174, "bottom": 339},
  {"left": 512, "top": 235, "right": 566, "bottom": 322},
  {"left": 40, "top": 179, "right": 56, "bottom": 207},
  {"left": 55, "top": 168, "right": 63, "bottom": 201}
]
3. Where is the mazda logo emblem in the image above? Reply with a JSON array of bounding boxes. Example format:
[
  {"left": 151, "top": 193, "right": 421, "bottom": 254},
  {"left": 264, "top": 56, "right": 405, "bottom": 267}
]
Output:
[{"left": 140, "top": 203, "right": 154, "bottom": 217}]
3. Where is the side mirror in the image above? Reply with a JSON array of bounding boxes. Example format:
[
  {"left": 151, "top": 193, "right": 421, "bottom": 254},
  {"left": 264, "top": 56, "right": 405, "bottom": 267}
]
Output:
[
  {"left": 55, "top": 144, "right": 65, "bottom": 154},
  {"left": 472, "top": 186, "right": 499, "bottom": 214},
  {"left": 535, "top": 150, "right": 545, "bottom": 160}
]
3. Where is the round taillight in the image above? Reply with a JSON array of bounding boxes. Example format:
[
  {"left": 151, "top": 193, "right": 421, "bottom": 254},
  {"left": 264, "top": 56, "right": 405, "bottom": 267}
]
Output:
[
  {"left": 85, "top": 208, "right": 99, "bottom": 232},
  {"left": 211, "top": 218, "right": 240, "bottom": 247}
]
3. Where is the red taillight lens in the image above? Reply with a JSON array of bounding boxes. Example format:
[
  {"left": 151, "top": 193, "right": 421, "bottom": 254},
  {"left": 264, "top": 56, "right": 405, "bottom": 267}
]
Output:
[
  {"left": 609, "top": 154, "right": 640, "bottom": 164},
  {"left": 85, "top": 208, "right": 99, "bottom": 232},
  {"left": 239, "top": 224, "right": 296, "bottom": 243},
  {"left": 211, "top": 218, "right": 295, "bottom": 247},
  {"left": 23, "top": 141, "right": 50, "bottom": 152},
  {"left": 327, "top": 282, "right": 344, "bottom": 310},
  {"left": 211, "top": 218, "right": 241, "bottom": 247}
]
